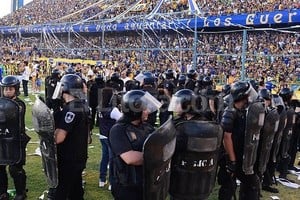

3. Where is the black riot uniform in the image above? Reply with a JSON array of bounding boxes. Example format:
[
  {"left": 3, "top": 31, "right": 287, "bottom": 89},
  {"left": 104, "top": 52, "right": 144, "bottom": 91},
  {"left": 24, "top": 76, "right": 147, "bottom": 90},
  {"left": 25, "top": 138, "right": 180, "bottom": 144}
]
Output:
[
  {"left": 109, "top": 90, "right": 157, "bottom": 200},
  {"left": 0, "top": 76, "right": 30, "bottom": 200},
  {"left": 49, "top": 74, "right": 91, "bottom": 200},
  {"left": 142, "top": 72, "right": 158, "bottom": 127},
  {"left": 277, "top": 88, "right": 296, "bottom": 180},
  {"left": 184, "top": 69, "right": 197, "bottom": 91},
  {"left": 261, "top": 94, "right": 286, "bottom": 192},
  {"left": 168, "top": 89, "right": 223, "bottom": 200},
  {"left": 198, "top": 76, "right": 218, "bottom": 121},
  {"left": 87, "top": 74, "right": 105, "bottom": 129},
  {"left": 177, "top": 74, "right": 186, "bottom": 91},
  {"left": 220, "top": 81, "right": 262, "bottom": 200},
  {"left": 106, "top": 72, "right": 124, "bottom": 92},
  {"left": 290, "top": 100, "right": 300, "bottom": 169},
  {"left": 158, "top": 70, "right": 176, "bottom": 125},
  {"left": 255, "top": 89, "right": 280, "bottom": 193},
  {"left": 45, "top": 69, "right": 62, "bottom": 112}
]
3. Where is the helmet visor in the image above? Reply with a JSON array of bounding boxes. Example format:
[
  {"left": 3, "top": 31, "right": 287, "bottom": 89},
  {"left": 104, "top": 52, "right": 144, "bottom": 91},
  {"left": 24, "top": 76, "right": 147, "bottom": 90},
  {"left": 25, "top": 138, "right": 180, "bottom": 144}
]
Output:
[
  {"left": 52, "top": 82, "right": 62, "bottom": 99},
  {"left": 168, "top": 95, "right": 183, "bottom": 113},
  {"left": 135, "top": 73, "right": 144, "bottom": 85},
  {"left": 141, "top": 91, "right": 162, "bottom": 113},
  {"left": 272, "top": 95, "right": 285, "bottom": 108},
  {"left": 247, "top": 85, "right": 258, "bottom": 103}
]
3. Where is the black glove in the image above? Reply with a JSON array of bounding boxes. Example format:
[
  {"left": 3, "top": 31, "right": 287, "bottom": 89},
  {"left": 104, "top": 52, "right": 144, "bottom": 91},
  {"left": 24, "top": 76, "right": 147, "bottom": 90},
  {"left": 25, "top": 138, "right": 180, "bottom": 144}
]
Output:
[{"left": 226, "top": 160, "right": 237, "bottom": 174}]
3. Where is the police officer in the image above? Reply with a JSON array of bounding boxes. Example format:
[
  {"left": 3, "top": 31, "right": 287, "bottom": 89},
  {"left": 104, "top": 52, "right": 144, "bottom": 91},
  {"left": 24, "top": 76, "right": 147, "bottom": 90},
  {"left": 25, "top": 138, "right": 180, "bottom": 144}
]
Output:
[
  {"left": 220, "top": 81, "right": 261, "bottom": 200},
  {"left": 257, "top": 89, "right": 280, "bottom": 193},
  {"left": 277, "top": 88, "right": 296, "bottom": 180},
  {"left": 177, "top": 74, "right": 186, "bottom": 91},
  {"left": 49, "top": 74, "right": 91, "bottom": 200},
  {"left": 222, "top": 84, "right": 232, "bottom": 109},
  {"left": 87, "top": 74, "right": 105, "bottom": 130},
  {"left": 142, "top": 72, "right": 158, "bottom": 127},
  {"left": 199, "top": 76, "right": 218, "bottom": 121},
  {"left": 109, "top": 90, "right": 160, "bottom": 200},
  {"left": 45, "top": 69, "right": 62, "bottom": 112},
  {"left": 168, "top": 89, "right": 206, "bottom": 122},
  {"left": 107, "top": 72, "right": 124, "bottom": 92},
  {"left": 168, "top": 89, "right": 222, "bottom": 200},
  {"left": 184, "top": 69, "right": 197, "bottom": 91},
  {"left": 158, "top": 69, "right": 176, "bottom": 125},
  {"left": 289, "top": 98, "right": 300, "bottom": 172},
  {"left": 0, "top": 75, "right": 30, "bottom": 200}
]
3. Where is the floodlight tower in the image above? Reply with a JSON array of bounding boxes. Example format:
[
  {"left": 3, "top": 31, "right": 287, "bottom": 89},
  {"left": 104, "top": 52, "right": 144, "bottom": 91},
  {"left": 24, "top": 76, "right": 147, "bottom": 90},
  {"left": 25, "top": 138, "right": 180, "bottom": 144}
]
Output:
[{"left": 11, "top": 0, "right": 24, "bottom": 12}]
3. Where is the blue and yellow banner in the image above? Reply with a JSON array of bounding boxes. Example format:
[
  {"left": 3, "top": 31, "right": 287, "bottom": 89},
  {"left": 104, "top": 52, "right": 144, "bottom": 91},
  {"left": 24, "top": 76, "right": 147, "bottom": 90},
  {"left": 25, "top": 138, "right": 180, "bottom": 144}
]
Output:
[{"left": 0, "top": 9, "right": 299, "bottom": 34}]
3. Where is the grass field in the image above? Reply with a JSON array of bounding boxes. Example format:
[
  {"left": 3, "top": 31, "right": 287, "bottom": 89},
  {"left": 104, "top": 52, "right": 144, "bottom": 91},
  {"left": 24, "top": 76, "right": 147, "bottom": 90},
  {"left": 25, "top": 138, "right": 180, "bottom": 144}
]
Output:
[{"left": 8, "top": 93, "right": 300, "bottom": 200}]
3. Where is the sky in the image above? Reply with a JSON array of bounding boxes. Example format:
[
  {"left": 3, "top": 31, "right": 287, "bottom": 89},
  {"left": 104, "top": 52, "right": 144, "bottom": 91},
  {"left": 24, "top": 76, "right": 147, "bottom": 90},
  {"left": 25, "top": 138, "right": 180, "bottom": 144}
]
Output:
[{"left": 0, "top": 0, "right": 33, "bottom": 18}]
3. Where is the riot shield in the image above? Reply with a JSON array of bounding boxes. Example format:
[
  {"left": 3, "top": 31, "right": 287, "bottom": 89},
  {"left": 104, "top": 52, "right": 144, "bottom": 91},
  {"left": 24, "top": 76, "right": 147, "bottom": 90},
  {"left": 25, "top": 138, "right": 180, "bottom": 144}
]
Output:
[
  {"left": 271, "top": 109, "right": 287, "bottom": 163},
  {"left": 258, "top": 108, "right": 279, "bottom": 175},
  {"left": 169, "top": 120, "right": 223, "bottom": 200},
  {"left": 32, "top": 96, "right": 58, "bottom": 188},
  {"left": 0, "top": 97, "right": 22, "bottom": 165},
  {"left": 143, "top": 116, "right": 176, "bottom": 200},
  {"left": 243, "top": 101, "right": 265, "bottom": 175},
  {"left": 280, "top": 108, "right": 296, "bottom": 159}
]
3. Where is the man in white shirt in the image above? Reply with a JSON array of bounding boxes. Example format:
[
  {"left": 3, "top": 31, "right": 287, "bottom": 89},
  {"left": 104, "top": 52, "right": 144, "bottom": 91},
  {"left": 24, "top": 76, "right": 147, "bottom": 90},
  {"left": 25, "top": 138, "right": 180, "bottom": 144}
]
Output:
[{"left": 21, "top": 61, "right": 31, "bottom": 97}]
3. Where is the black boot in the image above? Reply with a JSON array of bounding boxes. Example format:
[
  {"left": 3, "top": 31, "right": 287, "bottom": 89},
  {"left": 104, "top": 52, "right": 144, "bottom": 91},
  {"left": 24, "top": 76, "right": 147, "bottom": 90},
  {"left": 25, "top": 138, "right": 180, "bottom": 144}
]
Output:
[
  {"left": 13, "top": 194, "right": 27, "bottom": 200},
  {"left": 9, "top": 166, "right": 27, "bottom": 200},
  {"left": 262, "top": 185, "right": 279, "bottom": 193}
]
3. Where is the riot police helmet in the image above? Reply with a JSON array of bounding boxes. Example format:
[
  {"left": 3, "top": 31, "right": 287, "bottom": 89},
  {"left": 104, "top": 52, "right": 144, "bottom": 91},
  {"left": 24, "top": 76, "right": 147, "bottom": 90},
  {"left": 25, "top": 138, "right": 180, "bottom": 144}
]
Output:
[
  {"left": 222, "top": 84, "right": 231, "bottom": 96},
  {"left": 0, "top": 75, "right": 20, "bottom": 96},
  {"left": 279, "top": 87, "right": 293, "bottom": 102},
  {"left": 168, "top": 89, "right": 201, "bottom": 115},
  {"left": 202, "top": 76, "right": 213, "bottom": 86},
  {"left": 197, "top": 75, "right": 204, "bottom": 86},
  {"left": 122, "top": 90, "right": 162, "bottom": 121},
  {"left": 51, "top": 68, "right": 61, "bottom": 79},
  {"left": 110, "top": 72, "right": 120, "bottom": 82},
  {"left": 187, "top": 69, "right": 197, "bottom": 79},
  {"left": 165, "top": 69, "right": 175, "bottom": 79},
  {"left": 65, "top": 67, "right": 75, "bottom": 74},
  {"left": 231, "top": 81, "right": 257, "bottom": 103},
  {"left": 53, "top": 74, "right": 84, "bottom": 99},
  {"left": 258, "top": 88, "right": 271, "bottom": 100},
  {"left": 143, "top": 71, "right": 155, "bottom": 85},
  {"left": 125, "top": 80, "right": 140, "bottom": 91},
  {"left": 178, "top": 74, "right": 186, "bottom": 85}
]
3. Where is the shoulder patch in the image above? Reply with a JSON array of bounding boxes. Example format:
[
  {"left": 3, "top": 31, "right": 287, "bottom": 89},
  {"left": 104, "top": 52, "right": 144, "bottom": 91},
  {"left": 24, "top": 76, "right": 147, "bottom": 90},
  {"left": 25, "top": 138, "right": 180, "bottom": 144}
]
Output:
[{"left": 65, "top": 112, "right": 75, "bottom": 123}]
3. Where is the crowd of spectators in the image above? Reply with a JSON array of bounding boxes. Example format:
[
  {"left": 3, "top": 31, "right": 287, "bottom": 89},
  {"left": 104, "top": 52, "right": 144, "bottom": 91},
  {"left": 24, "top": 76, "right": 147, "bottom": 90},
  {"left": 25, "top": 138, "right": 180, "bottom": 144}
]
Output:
[
  {"left": 0, "top": 0, "right": 300, "bottom": 26},
  {"left": 0, "top": 29, "right": 299, "bottom": 85},
  {"left": 198, "top": 0, "right": 300, "bottom": 16},
  {"left": 0, "top": 0, "right": 100, "bottom": 26},
  {"left": 0, "top": 0, "right": 299, "bottom": 87}
]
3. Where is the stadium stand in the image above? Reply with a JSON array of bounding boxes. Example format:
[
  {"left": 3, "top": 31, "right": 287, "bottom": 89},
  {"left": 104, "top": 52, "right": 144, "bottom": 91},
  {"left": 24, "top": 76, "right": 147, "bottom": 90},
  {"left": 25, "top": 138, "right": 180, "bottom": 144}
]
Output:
[{"left": 0, "top": 0, "right": 299, "bottom": 87}]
